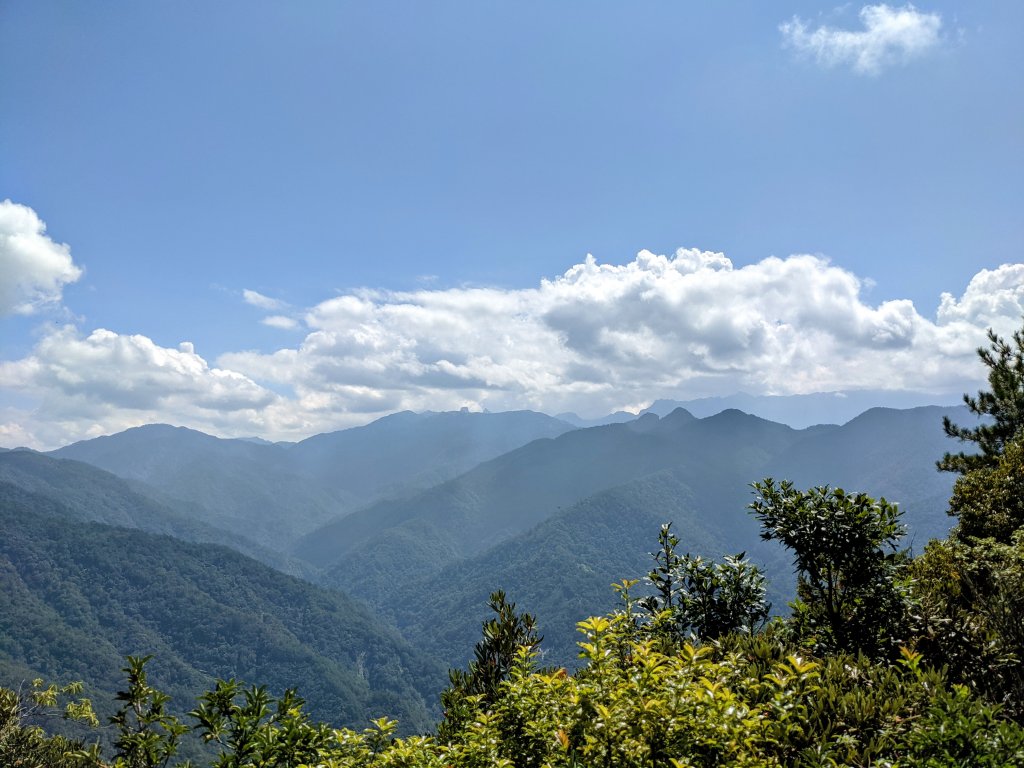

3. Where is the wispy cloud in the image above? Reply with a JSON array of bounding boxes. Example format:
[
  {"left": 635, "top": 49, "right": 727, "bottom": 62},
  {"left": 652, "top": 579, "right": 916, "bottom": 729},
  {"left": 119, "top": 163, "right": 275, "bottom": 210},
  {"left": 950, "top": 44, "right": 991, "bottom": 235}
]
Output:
[
  {"left": 780, "top": 4, "right": 943, "bottom": 75},
  {"left": 261, "top": 315, "right": 300, "bottom": 330},
  {"left": 243, "top": 289, "right": 287, "bottom": 311},
  {"left": 0, "top": 200, "right": 82, "bottom": 315}
]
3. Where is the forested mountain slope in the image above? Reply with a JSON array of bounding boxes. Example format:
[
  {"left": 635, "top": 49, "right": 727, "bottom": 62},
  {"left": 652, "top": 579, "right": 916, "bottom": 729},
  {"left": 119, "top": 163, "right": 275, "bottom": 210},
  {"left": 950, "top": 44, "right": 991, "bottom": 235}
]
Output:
[
  {"left": 0, "top": 482, "right": 444, "bottom": 734},
  {"left": 303, "top": 407, "right": 961, "bottom": 579},
  {"left": 51, "top": 424, "right": 349, "bottom": 549},
  {"left": 0, "top": 450, "right": 307, "bottom": 576},
  {"left": 307, "top": 406, "right": 966, "bottom": 670},
  {"left": 50, "top": 411, "right": 575, "bottom": 550},
  {"left": 765, "top": 405, "right": 960, "bottom": 545},
  {"left": 385, "top": 471, "right": 746, "bottom": 667},
  {"left": 297, "top": 407, "right": 785, "bottom": 569}
]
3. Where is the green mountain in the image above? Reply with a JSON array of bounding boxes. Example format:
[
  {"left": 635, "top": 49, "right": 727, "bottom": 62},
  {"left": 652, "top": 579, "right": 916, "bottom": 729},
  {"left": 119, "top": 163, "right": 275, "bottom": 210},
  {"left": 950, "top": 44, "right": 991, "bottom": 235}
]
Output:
[
  {"left": 299, "top": 408, "right": 802, "bottom": 577},
  {"left": 51, "top": 424, "right": 349, "bottom": 550},
  {"left": 387, "top": 470, "right": 743, "bottom": 668},
  {"left": 50, "top": 411, "right": 575, "bottom": 551},
  {"left": 764, "top": 406, "right": 960, "bottom": 546},
  {"left": 0, "top": 450, "right": 310, "bottom": 577},
  {"left": 304, "top": 406, "right": 965, "bottom": 670},
  {"left": 0, "top": 481, "right": 445, "bottom": 734}
]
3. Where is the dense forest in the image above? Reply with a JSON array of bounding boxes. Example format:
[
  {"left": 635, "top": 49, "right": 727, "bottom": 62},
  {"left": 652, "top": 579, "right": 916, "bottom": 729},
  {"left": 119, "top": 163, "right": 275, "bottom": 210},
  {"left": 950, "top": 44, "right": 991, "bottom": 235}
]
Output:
[{"left": 4, "top": 325, "right": 1024, "bottom": 766}]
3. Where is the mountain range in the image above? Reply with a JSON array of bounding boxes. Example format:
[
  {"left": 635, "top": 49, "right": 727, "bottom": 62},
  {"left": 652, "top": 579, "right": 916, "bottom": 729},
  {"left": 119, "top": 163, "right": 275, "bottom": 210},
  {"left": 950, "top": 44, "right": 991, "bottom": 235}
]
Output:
[{"left": 0, "top": 400, "right": 975, "bottom": 721}]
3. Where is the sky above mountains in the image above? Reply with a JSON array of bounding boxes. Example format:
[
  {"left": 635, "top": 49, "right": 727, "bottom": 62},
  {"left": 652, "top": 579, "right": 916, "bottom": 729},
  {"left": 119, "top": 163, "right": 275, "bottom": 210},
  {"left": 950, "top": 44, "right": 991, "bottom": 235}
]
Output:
[{"left": 1, "top": 2, "right": 1022, "bottom": 448}]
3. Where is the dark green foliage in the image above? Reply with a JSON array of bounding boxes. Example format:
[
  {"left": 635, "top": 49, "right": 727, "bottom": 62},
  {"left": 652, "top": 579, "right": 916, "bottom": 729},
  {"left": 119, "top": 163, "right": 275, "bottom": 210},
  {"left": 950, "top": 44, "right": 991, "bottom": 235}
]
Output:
[
  {"left": 909, "top": 335, "right": 1024, "bottom": 720},
  {"left": 750, "top": 479, "right": 910, "bottom": 657},
  {"left": 638, "top": 523, "right": 769, "bottom": 642},
  {"left": 190, "top": 679, "right": 332, "bottom": 768},
  {"left": 940, "top": 324, "right": 1024, "bottom": 473},
  {"left": 110, "top": 656, "right": 188, "bottom": 768},
  {"left": 912, "top": 533, "right": 1024, "bottom": 720},
  {"left": 438, "top": 591, "right": 541, "bottom": 744},
  {"left": 949, "top": 433, "right": 1024, "bottom": 543}
]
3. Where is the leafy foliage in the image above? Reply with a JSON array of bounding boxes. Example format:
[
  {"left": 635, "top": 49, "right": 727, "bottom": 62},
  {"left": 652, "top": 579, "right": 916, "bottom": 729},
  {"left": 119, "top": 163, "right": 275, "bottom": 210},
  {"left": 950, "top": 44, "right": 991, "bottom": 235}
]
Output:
[
  {"left": 438, "top": 591, "right": 542, "bottom": 745},
  {"left": 911, "top": 531, "right": 1024, "bottom": 720},
  {"left": 190, "top": 678, "right": 333, "bottom": 768},
  {"left": 109, "top": 656, "right": 188, "bottom": 768},
  {"left": 750, "top": 480, "right": 910, "bottom": 658},
  {"left": 638, "top": 523, "right": 769, "bottom": 642},
  {"left": 948, "top": 433, "right": 1024, "bottom": 543},
  {"left": 0, "top": 679, "right": 99, "bottom": 768},
  {"left": 940, "top": 324, "right": 1024, "bottom": 473}
]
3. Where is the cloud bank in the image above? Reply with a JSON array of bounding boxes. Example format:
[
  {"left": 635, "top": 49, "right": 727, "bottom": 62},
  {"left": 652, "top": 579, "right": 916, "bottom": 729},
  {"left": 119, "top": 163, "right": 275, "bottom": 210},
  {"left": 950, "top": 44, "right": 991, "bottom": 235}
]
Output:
[
  {"left": 2, "top": 248, "right": 1021, "bottom": 448},
  {"left": 0, "top": 327, "right": 280, "bottom": 448},
  {"left": 0, "top": 199, "right": 82, "bottom": 315},
  {"left": 781, "top": 4, "right": 943, "bottom": 75}
]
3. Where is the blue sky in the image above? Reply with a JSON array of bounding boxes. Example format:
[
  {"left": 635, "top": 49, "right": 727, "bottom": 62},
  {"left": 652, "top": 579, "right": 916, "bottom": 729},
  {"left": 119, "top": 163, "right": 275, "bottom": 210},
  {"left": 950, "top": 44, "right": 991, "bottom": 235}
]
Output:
[{"left": 1, "top": 2, "right": 1022, "bottom": 447}]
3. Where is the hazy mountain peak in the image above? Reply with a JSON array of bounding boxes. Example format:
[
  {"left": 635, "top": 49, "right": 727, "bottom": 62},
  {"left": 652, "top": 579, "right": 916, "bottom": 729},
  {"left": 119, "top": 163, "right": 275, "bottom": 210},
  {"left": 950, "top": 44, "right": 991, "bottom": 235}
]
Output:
[{"left": 661, "top": 407, "right": 696, "bottom": 424}]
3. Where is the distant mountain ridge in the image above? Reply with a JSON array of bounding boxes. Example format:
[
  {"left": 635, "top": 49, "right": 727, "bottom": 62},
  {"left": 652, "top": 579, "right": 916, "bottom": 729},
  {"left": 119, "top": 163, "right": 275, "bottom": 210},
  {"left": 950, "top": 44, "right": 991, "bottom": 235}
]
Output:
[
  {"left": 641, "top": 390, "right": 963, "bottom": 429},
  {"left": 49, "top": 410, "right": 576, "bottom": 549},
  {"left": 557, "top": 389, "right": 962, "bottom": 430},
  {"left": 301, "top": 405, "right": 966, "bottom": 669},
  {"left": 17, "top": 401, "right": 977, "bottom": 676}
]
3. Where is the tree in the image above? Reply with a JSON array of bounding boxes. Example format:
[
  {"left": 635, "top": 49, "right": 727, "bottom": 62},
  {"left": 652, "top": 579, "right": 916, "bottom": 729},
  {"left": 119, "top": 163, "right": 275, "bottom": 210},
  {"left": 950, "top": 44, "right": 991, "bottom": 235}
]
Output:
[
  {"left": 438, "top": 590, "right": 541, "bottom": 744},
  {"left": 190, "top": 680, "right": 332, "bottom": 768},
  {"left": 949, "top": 434, "right": 1024, "bottom": 543},
  {"left": 638, "top": 523, "right": 769, "bottom": 643},
  {"left": 912, "top": 533, "right": 1024, "bottom": 721},
  {"left": 0, "top": 680, "right": 99, "bottom": 768},
  {"left": 749, "top": 479, "right": 910, "bottom": 657},
  {"left": 940, "top": 324, "right": 1024, "bottom": 474},
  {"left": 109, "top": 656, "right": 188, "bottom": 768}
]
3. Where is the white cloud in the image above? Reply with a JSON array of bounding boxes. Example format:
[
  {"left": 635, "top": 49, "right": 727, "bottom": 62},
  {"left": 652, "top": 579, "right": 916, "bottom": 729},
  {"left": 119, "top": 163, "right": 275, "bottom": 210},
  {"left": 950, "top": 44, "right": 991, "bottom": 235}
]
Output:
[
  {"left": 262, "top": 315, "right": 300, "bottom": 330},
  {"left": 781, "top": 4, "right": 943, "bottom": 75},
  {"left": 0, "top": 327, "right": 282, "bottom": 448},
  {"left": 936, "top": 264, "right": 1024, "bottom": 331},
  {"left": 220, "top": 252, "right": 1021, "bottom": 434},
  {"left": 243, "top": 289, "right": 287, "bottom": 311},
  {"left": 0, "top": 200, "right": 83, "bottom": 315},
  {"left": 3, "top": 251, "right": 1021, "bottom": 449}
]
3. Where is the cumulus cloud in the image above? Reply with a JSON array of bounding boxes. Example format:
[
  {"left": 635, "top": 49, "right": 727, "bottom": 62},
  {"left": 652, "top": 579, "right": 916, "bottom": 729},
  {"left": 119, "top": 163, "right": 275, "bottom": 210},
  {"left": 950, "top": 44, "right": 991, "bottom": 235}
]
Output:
[
  {"left": 780, "top": 4, "right": 943, "bottom": 75},
  {"left": 0, "top": 327, "right": 282, "bottom": 448},
  {"left": 3, "top": 250, "right": 1021, "bottom": 448},
  {"left": 219, "top": 252, "right": 1022, "bottom": 434},
  {"left": 0, "top": 200, "right": 83, "bottom": 315},
  {"left": 936, "top": 264, "right": 1024, "bottom": 330}
]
